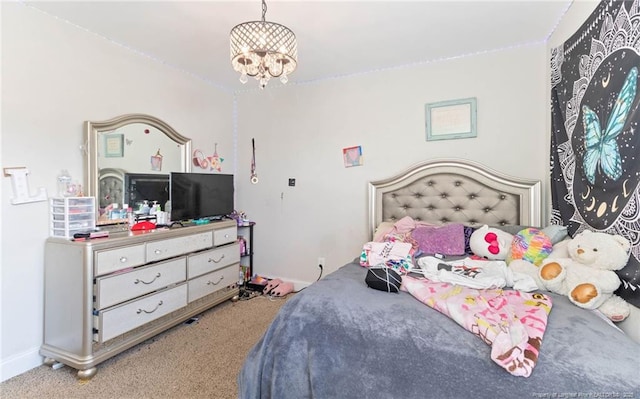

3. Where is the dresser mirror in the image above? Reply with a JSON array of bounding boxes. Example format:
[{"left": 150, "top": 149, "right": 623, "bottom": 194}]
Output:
[{"left": 84, "top": 114, "right": 192, "bottom": 226}]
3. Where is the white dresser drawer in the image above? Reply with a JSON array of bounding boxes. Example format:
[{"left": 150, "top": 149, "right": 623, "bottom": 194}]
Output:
[
  {"left": 146, "top": 232, "right": 213, "bottom": 263},
  {"left": 214, "top": 226, "right": 237, "bottom": 246},
  {"left": 96, "top": 284, "right": 187, "bottom": 343},
  {"left": 95, "top": 244, "right": 146, "bottom": 276},
  {"left": 188, "top": 265, "right": 238, "bottom": 302},
  {"left": 187, "top": 243, "right": 240, "bottom": 278},
  {"left": 95, "top": 257, "right": 187, "bottom": 310}
]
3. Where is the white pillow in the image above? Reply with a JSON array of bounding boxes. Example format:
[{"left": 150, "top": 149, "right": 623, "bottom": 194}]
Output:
[{"left": 541, "top": 225, "right": 568, "bottom": 244}]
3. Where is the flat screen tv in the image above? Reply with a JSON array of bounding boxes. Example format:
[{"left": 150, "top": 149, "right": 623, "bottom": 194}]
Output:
[
  {"left": 124, "top": 173, "right": 169, "bottom": 209},
  {"left": 170, "top": 172, "right": 234, "bottom": 222}
]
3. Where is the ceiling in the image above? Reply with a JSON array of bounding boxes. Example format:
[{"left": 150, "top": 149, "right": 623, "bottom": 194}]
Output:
[{"left": 25, "top": 0, "right": 572, "bottom": 92}]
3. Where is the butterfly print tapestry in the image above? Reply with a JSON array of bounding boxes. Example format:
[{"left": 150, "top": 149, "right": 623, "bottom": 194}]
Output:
[{"left": 550, "top": 0, "right": 640, "bottom": 306}]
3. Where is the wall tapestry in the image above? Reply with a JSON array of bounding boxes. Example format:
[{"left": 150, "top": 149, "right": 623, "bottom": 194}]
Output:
[{"left": 550, "top": 0, "right": 640, "bottom": 306}]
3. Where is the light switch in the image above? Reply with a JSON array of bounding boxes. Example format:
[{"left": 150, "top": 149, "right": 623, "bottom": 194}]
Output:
[{"left": 288, "top": 178, "right": 296, "bottom": 187}]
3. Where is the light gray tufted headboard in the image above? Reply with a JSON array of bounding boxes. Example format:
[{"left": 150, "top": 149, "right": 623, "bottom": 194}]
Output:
[
  {"left": 368, "top": 159, "right": 541, "bottom": 239},
  {"left": 98, "top": 167, "right": 126, "bottom": 209}
]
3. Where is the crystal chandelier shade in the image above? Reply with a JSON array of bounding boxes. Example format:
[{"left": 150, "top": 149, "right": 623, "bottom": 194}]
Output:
[{"left": 230, "top": 0, "right": 297, "bottom": 88}]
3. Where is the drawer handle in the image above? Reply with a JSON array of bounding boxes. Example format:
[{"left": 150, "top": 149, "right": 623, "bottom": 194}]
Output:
[
  {"left": 119, "top": 257, "right": 128, "bottom": 263},
  {"left": 207, "top": 276, "right": 224, "bottom": 285},
  {"left": 137, "top": 300, "right": 163, "bottom": 314},
  {"left": 224, "top": 234, "right": 230, "bottom": 238},
  {"left": 208, "top": 254, "right": 225, "bottom": 263},
  {"left": 134, "top": 273, "right": 161, "bottom": 285},
  {"left": 154, "top": 249, "right": 162, "bottom": 255}
]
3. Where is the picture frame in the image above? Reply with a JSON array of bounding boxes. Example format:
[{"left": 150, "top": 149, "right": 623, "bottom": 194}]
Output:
[
  {"left": 343, "top": 145, "right": 363, "bottom": 168},
  {"left": 425, "top": 97, "right": 477, "bottom": 141},
  {"left": 104, "top": 134, "right": 124, "bottom": 158}
]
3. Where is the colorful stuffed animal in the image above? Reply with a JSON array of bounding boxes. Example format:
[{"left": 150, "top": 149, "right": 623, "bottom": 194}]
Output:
[
  {"left": 537, "top": 230, "right": 631, "bottom": 322},
  {"left": 469, "top": 225, "right": 514, "bottom": 260},
  {"left": 506, "top": 227, "right": 554, "bottom": 266}
]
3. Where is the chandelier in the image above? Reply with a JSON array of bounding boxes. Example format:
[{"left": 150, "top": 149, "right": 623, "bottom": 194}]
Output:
[{"left": 230, "top": 0, "right": 297, "bottom": 89}]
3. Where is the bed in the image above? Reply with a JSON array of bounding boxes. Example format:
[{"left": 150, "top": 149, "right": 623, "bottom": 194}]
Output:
[{"left": 238, "top": 159, "right": 640, "bottom": 399}]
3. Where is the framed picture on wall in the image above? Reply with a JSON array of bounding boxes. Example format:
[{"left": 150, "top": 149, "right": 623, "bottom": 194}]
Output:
[
  {"left": 104, "top": 134, "right": 124, "bottom": 158},
  {"left": 343, "top": 146, "right": 363, "bottom": 167},
  {"left": 425, "top": 97, "right": 477, "bottom": 141}
]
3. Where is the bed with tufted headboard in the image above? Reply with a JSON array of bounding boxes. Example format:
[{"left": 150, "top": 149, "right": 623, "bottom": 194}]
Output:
[
  {"left": 238, "top": 159, "right": 640, "bottom": 399},
  {"left": 368, "top": 158, "right": 541, "bottom": 235}
]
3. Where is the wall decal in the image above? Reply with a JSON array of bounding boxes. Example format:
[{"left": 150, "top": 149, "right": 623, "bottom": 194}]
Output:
[
  {"left": 207, "top": 143, "right": 224, "bottom": 172},
  {"left": 193, "top": 149, "right": 209, "bottom": 169},
  {"left": 150, "top": 149, "right": 163, "bottom": 171}
]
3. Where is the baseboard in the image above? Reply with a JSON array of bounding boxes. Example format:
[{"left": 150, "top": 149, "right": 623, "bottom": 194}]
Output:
[
  {"left": 291, "top": 279, "right": 312, "bottom": 293},
  {"left": 1, "top": 347, "right": 42, "bottom": 382}
]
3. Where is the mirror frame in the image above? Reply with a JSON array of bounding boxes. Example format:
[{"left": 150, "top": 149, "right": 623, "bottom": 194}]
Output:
[{"left": 84, "top": 113, "right": 192, "bottom": 224}]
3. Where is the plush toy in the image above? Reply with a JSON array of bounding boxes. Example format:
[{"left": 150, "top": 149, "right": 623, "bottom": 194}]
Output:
[
  {"left": 506, "top": 227, "right": 553, "bottom": 266},
  {"left": 469, "top": 225, "right": 513, "bottom": 260},
  {"left": 263, "top": 278, "right": 295, "bottom": 297},
  {"left": 271, "top": 281, "right": 294, "bottom": 297},
  {"left": 537, "top": 230, "right": 631, "bottom": 322},
  {"left": 263, "top": 278, "right": 283, "bottom": 295}
]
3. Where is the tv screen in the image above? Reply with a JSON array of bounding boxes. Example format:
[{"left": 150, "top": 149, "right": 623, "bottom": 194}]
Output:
[
  {"left": 170, "top": 172, "right": 234, "bottom": 222},
  {"left": 124, "top": 173, "right": 169, "bottom": 209}
]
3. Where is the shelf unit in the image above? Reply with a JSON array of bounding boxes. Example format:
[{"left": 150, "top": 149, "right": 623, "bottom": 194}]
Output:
[{"left": 238, "top": 222, "right": 255, "bottom": 282}]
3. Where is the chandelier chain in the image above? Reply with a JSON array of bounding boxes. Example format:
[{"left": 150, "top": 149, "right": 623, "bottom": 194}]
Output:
[{"left": 262, "top": 0, "right": 267, "bottom": 22}]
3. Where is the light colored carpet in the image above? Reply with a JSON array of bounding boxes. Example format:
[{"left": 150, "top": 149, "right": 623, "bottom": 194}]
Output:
[{"left": 1, "top": 294, "right": 291, "bottom": 399}]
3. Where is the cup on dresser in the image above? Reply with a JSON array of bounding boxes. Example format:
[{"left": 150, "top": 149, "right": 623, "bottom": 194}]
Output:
[{"left": 156, "top": 211, "right": 168, "bottom": 225}]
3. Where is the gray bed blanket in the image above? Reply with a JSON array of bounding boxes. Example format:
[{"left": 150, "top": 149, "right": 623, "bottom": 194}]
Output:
[{"left": 238, "top": 261, "right": 640, "bottom": 399}]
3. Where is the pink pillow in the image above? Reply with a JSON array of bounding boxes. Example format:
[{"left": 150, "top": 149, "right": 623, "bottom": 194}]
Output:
[{"left": 411, "top": 223, "right": 466, "bottom": 256}]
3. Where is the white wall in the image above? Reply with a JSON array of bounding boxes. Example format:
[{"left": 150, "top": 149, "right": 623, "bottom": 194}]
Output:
[
  {"left": 1, "top": 3, "right": 233, "bottom": 381},
  {"left": 235, "top": 44, "right": 550, "bottom": 287},
  {"left": 548, "top": 0, "right": 599, "bottom": 49}
]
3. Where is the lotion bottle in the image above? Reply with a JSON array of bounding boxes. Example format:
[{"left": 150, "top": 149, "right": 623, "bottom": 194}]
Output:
[
  {"left": 149, "top": 201, "right": 158, "bottom": 216},
  {"left": 141, "top": 200, "right": 150, "bottom": 215}
]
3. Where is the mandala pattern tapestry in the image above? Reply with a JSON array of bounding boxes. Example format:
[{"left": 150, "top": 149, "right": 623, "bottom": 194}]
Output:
[{"left": 550, "top": 0, "right": 640, "bottom": 307}]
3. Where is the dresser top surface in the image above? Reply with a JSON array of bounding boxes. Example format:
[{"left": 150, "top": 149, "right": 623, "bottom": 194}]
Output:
[{"left": 46, "top": 219, "right": 237, "bottom": 249}]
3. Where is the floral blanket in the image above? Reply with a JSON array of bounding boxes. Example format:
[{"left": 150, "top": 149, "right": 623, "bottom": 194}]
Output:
[{"left": 401, "top": 275, "right": 552, "bottom": 377}]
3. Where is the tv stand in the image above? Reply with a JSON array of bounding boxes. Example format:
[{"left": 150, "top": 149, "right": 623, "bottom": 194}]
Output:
[{"left": 41, "top": 220, "right": 240, "bottom": 379}]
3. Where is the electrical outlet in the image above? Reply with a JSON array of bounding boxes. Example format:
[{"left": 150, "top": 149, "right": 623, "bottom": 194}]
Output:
[{"left": 318, "top": 257, "right": 325, "bottom": 269}]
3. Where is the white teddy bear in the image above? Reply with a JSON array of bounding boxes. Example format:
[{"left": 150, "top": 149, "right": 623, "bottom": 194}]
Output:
[{"left": 536, "top": 230, "right": 631, "bottom": 322}]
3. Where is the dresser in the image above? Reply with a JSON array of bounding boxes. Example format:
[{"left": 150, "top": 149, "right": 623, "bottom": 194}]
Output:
[{"left": 40, "top": 220, "right": 240, "bottom": 379}]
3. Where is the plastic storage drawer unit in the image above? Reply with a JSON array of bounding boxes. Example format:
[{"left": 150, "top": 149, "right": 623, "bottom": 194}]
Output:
[{"left": 49, "top": 197, "right": 96, "bottom": 238}]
